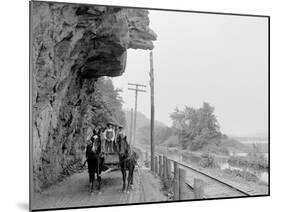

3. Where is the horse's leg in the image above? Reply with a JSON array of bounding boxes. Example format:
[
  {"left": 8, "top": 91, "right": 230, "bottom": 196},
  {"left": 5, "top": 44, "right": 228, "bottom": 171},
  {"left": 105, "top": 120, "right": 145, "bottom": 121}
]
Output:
[
  {"left": 97, "top": 174, "right": 101, "bottom": 191},
  {"left": 126, "top": 162, "right": 132, "bottom": 190},
  {"left": 97, "top": 164, "right": 101, "bottom": 191},
  {"left": 121, "top": 163, "right": 126, "bottom": 191},
  {"left": 88, "top": 172, "right": 91, "bottom": 184},
  {"left": 131, "top": 165, "right": 135, "bottom": 185},
  {"left": 89, "top": 172, "right": 94, "bottom": 193},
  {"left": 128, "top": 164, "right": 135, "bottom": 190},
  {"left": 91, "top": 172, "right": 95, "bottom": 193},
  {"left": 127, "top": 168, "right": 131, "bottom": 190},
  {"left": 88, "top": 172, "right": 92, "bottom": 192}
]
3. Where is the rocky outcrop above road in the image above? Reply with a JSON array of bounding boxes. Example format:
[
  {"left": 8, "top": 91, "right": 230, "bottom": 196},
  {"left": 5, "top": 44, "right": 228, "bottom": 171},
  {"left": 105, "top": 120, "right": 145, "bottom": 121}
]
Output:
[{"left": 31, "top": 1, "right": 156, "bottom": 192}]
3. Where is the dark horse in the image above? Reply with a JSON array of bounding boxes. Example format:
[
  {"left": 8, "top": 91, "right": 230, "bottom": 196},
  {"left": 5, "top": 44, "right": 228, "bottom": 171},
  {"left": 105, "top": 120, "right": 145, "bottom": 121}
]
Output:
[
  {"left": 85, "top": 134, "right": 104, "bottom": 193},
  {"left": 118, "top": 136, "right": 138, "bottom": 191}
]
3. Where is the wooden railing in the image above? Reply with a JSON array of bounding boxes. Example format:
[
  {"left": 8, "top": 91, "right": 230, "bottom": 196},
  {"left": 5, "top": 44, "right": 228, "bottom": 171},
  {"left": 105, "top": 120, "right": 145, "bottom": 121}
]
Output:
[{"left": 143, "top": 150, "right": 204, "bottom": 200}]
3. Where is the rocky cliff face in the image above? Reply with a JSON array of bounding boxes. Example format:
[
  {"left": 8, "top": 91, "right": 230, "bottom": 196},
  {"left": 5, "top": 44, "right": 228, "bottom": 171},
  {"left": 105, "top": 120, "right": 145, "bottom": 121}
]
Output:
[{"left": 31, "top": 1, "right": 156, "bottom": 192}]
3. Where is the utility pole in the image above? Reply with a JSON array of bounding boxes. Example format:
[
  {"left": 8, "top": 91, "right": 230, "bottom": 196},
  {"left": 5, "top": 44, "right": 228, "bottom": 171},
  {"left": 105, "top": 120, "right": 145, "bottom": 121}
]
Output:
[
  {"left": 129, "top": 108, "right": 134, "bottom": 145},
  {"left": 149, "top": 51, "right": 155, "bottom": 172},
  {"left": 128, "top": 83, "right": 146, "bottom": 146}
]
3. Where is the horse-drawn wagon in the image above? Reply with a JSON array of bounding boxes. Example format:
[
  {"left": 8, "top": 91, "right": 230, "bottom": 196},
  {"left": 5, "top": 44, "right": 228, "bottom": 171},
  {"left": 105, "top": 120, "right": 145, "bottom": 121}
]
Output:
[
  {"left": 85, "top": 134, "right": 137, "bottom": 193},
  {"left": 103, "top": 152, "right": 120, "bottom": 169}
]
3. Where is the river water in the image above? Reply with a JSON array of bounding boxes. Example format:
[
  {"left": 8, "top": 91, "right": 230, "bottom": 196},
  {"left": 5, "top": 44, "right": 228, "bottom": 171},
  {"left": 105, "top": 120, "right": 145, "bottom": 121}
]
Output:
[
  {"left": 179, "top": 151, "right": 268, "bottom": 184},
  {"left": 141, "top": 145, "right": 268, "bottom": 185}
]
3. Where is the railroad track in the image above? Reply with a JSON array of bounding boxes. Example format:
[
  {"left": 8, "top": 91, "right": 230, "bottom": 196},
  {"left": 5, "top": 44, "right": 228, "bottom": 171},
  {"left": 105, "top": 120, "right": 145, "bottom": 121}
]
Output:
[
  {"left": 171, "top": 159, "right": 253, "bottom": 198},
  {"left": 139, "top": 146, "right": 262, "bottom": 198}
]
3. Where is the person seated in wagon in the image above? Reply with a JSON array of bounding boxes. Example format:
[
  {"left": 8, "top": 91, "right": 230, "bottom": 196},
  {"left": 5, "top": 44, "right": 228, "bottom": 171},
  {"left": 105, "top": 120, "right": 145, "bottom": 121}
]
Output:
[
  {"left": 104, "top": 122, "right": 115, "bottom": 153},
  {"left": 99, "top": 127, "right": 106, "bottom": 153}
]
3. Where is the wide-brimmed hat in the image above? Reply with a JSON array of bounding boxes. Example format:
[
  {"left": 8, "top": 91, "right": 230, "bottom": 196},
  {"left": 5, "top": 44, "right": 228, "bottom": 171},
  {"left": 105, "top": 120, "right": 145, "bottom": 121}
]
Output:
[{"left": 106, "top": 122, "right": 114, "bottom": 127}]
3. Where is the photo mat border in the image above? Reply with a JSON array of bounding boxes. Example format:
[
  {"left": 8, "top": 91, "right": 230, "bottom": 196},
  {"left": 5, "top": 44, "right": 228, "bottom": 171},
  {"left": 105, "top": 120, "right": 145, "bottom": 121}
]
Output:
[{"left": 29, "top": 0, "right": 270, "bottom": 211}]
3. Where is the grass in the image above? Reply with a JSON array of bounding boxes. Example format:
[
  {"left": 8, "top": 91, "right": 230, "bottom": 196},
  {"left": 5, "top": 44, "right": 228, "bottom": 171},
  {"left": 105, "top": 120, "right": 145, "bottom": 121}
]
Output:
[
  {"left": 228, "top": 156, "right": 268, "bottom": 170},
  {"left": 223, "top": 168, "right": 259, "bottom": 182},
  {"left": 160, "top": 175, "right": 174, "bottom": 200}
]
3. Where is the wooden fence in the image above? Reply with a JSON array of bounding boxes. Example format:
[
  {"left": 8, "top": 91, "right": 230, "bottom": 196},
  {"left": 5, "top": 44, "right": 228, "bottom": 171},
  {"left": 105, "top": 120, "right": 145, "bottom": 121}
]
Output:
[{"left": 143, "top": 150, "right": 205, "bottom": 200}]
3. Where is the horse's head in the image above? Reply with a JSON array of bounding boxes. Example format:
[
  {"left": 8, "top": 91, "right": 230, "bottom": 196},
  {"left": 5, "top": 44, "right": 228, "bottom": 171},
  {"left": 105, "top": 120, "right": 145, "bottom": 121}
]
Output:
[
  {"left": 119, "top": 136, "right": 130, "bottom": 155},
  {"left": 91, "top": 135, "right": 100, "bottom": 154}
]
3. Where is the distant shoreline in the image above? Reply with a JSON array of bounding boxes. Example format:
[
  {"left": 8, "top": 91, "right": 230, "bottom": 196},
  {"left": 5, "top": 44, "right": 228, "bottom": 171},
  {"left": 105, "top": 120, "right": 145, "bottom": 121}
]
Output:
[{"left": 240, "top": 140, "right": 268, "bottom": 144}]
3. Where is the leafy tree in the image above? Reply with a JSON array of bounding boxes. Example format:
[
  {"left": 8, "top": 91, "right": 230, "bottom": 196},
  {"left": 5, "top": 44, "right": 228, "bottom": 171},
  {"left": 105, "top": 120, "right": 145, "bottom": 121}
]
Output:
[
  {"left": 86, "top": 77, "right": 126, "bottom": 128},
  {"left": 170, "top": 102, "right": 221, "bottom": 150}
]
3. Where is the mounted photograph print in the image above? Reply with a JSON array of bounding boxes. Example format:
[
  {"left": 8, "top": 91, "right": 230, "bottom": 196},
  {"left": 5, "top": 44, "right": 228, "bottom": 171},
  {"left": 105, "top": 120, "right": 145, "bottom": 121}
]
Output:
[{"left": 30, "top": 0, "right": 269, "bottom": 211}]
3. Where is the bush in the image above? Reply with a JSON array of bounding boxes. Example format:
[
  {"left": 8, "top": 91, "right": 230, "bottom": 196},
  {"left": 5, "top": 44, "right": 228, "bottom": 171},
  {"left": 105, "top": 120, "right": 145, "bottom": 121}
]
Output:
[
  {"left": 228, "top": 156, "right": 268, "bottom": 170},
  {"left": 182, "top": 153, "right": 201, "bottom": 164},
  {"left": 218, "top": 147, "right": 230, "bottom": 155},
  {"left": 189, "top": 134, "right": 222, "bottom": 152},
  {"left": 199, "top": 153, "right": 218, "bottom": 168},
  {"left": 190, "top": 137, "right": 207, "bottom": 151},
  {"left": 163, "top": 135, "right": 179, "bottom": 147}
]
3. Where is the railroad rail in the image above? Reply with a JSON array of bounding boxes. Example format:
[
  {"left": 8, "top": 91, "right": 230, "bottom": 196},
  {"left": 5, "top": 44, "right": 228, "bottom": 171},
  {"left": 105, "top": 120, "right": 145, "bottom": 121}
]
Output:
[
  {"left": 140, "top": 148, "right": 261, "bottom": 200},
  {"left": 171, "top": 158, "right": 251, "bottom": 198}
]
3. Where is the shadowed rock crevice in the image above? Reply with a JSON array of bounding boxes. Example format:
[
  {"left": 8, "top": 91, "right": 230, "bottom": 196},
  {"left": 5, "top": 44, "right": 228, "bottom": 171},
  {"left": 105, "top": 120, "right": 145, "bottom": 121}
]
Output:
[{"left": 31, "top": 1, "right": 156, "bottom": 192}]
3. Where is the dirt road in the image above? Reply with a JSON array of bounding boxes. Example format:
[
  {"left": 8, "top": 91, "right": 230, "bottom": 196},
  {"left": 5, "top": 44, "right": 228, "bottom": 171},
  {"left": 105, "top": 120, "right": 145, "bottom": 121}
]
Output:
[{"left": 32, "top": 164, "right": 167, "bottom": 210}]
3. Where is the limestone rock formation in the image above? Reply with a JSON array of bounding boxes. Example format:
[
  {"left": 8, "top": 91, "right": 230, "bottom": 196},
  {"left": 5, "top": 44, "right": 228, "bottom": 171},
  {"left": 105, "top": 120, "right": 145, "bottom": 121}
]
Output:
[{"left": 31, "top": 1, "right": 156, "bottom": 191}]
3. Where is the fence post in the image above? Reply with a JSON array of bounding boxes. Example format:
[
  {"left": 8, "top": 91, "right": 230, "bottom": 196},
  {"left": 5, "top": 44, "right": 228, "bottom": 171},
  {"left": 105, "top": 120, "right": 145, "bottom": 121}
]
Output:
[
  {"left": 159, "top": 155, "right": 163, "bottom": 176},
  {"left": 194, "top": 178, "right": 204, "bottom": 199},
  {"left": 158, "top": 155, "right": 161, "bottom": 175},
  {"left": 145, "top": 151, "right": 148, "bottom": 164},
  {"left": 154, "top": 156, "right": 158, "bottom": 175},
  {"left": 151, "top": 156, "right": 155, "bottom": 172},
  {"left": 163, "top": 156, "right": 167, "bottom": 178},
  {"left": 173, "top": 161, "right": 179, "bottom": 200},
  {"left": 179, "top": 168, "right": 190, "bottom": 200},
  {"left": 166, "top": 159, "right": 171, "bottom": 178}
]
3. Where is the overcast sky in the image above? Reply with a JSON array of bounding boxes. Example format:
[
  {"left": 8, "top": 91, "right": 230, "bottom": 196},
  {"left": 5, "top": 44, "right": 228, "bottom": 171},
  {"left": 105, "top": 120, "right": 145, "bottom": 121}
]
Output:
[{"left": 112, "top": 10, "right": 268, "bottom": 137}]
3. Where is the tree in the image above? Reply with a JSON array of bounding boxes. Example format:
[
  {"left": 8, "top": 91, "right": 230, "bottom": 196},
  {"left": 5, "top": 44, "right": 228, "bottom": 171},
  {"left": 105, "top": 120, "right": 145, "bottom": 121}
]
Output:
[
  {"left": 86, "top": 77, "right": 126, "bottom": 128},
  {"left": 170, "top": 102, "right": 221, "bottom": 150}
]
